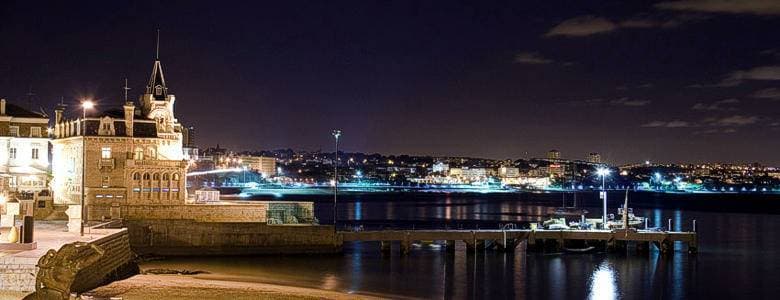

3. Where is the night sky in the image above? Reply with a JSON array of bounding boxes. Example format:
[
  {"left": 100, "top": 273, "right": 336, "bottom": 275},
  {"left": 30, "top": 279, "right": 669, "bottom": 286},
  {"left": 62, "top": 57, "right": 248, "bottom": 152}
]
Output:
[{"left": 2, "top": 1, "right": 780, "bottom": 164}]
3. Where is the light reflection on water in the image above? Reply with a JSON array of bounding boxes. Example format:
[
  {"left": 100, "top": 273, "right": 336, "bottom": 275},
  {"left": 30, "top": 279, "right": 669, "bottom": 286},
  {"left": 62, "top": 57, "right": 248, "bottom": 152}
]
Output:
[
  {"left": 140, "top": 193, "right": 780, "bottom": 299},
  {"left": 588, "top": 262, "right": 618, "bottom": 300}
]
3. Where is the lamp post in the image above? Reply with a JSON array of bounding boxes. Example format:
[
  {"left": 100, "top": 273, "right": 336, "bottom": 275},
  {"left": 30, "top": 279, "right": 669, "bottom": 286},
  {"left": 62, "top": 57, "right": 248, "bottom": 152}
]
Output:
[
  {"left": 596, "top": 167, "right": 610, "bottom": 229},
  {"left": 331, "top": 130, "right": 341, "bottom": 230},
  {"left": 80, "top": 100, "right": 94, "bottom": 236}
]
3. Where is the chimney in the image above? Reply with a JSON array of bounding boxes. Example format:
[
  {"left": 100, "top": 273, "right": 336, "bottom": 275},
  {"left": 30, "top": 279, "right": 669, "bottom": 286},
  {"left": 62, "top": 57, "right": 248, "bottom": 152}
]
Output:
[
  {"left": 0, "top": 99, "right": 6, "bottom": 115},
  {"left": 123, "top": 101, "right": 135, "bottom": 136},
  {"left": 54, "top": 104, "right": 65, "bottom": 124}
]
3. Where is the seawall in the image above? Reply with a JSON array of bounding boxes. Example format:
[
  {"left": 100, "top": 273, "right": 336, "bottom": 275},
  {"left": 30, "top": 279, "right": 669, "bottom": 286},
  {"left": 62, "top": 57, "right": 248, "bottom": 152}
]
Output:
[{"left": 126, "top": 219, "right": 340, "bottom": 256}]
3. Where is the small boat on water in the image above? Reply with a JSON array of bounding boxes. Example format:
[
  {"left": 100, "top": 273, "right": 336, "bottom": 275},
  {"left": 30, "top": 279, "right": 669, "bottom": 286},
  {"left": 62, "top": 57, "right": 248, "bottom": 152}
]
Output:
[
  {"left": 605, "top": 189, "right": 647, "bottom": 229},
  {"left": 562, "top": 246, "right": 597, "bottom": 253}
]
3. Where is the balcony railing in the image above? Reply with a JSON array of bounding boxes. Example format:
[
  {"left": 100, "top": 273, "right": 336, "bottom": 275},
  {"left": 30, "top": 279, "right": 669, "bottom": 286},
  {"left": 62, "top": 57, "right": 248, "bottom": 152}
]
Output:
[
  {"left": 126, "top": 159, "right": 187, "bottom": 168},
  {"left": 99, "top": 158, "right": 115, "bottom": 169}
]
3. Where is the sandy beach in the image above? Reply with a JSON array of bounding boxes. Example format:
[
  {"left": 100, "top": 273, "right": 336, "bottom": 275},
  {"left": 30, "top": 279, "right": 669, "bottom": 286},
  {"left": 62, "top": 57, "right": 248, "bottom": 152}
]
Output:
[{"left": 86, "top": 274, "right": 386, "bottom": 300}]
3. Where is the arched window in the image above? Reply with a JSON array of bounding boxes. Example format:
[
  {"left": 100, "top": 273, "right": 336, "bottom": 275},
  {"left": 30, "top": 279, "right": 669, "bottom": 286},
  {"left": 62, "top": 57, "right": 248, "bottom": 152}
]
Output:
[
  {"left": 133, "top": 173, "right": 140, "bottom": 180},
  {"left": 134, "top": 148, "right": 144, "bottom": 160},
  {"left": 154, "top": 85, "right": 163, "bottom": 95},
  {"left": 143, "top": 173, "right": 150, "bottom": 180},
  {"left": 162, "top": 173, "right": 170, "bottom": 180},
  {"left": 172, "top": 173, "right": 180, "bottom": 181},
  {"left": 153, "top": 173, "right": 160, "bottom": 180}
]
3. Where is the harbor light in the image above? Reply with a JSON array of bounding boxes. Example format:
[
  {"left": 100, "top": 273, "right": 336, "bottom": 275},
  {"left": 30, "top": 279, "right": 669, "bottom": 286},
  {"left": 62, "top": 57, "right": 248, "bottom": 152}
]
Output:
[{"left": 596, "top": 167, "right": 610, "bottom": 228}]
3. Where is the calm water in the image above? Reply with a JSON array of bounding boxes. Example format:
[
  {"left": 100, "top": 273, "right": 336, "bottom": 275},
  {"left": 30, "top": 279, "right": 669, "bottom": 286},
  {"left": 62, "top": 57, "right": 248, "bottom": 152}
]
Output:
[{"left": 142, "top": 192, "right": 780, "bottom": 299}]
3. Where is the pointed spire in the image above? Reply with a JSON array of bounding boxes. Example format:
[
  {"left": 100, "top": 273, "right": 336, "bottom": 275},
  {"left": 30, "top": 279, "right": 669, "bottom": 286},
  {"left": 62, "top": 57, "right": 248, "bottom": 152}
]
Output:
[
  {"left": 155, "top": 29, "right": 160, "bottom": 60},
  {"left": 146, "top": 30, "right": 168, "bottom": 100}
]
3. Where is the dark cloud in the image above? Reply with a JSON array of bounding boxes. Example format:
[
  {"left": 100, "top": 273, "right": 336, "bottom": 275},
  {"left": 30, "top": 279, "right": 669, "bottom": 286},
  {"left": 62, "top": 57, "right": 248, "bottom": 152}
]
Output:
[
  {"left": 706, "top": 115, "right": 760, "bottom": 126},
  {"left": 545, "top": 15, "right": 618, "bottom": 37},
  {"left": 513, "top": 52, "right": 554, "bottom": 64},
  {"left": 692, "top": 65, "right": 780, "bottom": 87},
  {"left": 721, "top": 65, "right": 780, "bottom": 86},
  {"left": 751, "top": 88, "right": 780, "bottom": 99},
  {"left": 610, "top": 97, "right": 652, "bottom": 106},
  {"left": 691, "top": 98, "right": 739, "bottom": 111},
  {"left": 642, "top": 120, "right": 692, "bottom": 128},
  {"left": 656, "top": 0, "right": 780, "bottom": 15},
  {"left": 545, "top": 14, "right": 698, "bottom": 37},
  {"left": 567, "top": 97, "right": 651, "bottom": 107}
]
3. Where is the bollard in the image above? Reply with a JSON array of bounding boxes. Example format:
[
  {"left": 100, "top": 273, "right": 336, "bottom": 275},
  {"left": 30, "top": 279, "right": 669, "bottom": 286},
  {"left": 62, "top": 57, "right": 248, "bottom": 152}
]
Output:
[
  {"left": 668, "top": 219, "right": 672, "bottom": 232},
  {"left": 693, "top": 219, "right": 696, "bottom": 232}
]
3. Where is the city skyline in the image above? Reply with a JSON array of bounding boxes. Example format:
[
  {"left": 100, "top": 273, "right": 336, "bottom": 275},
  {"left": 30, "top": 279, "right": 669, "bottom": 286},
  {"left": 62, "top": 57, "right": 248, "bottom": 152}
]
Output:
[{"left": 2, "top": 1, "right": 780, "bottom": 164}]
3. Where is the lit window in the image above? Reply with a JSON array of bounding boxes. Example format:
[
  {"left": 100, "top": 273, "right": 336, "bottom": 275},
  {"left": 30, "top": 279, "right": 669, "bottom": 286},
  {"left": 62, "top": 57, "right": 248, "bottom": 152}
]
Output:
[
  {"left": 95, "top": 194, "right": 104, "bottom": 198},
  {"left": 132, "top": 188, "right": 140, "bottom": 192},
  {"left": 101, "top": 147, "right": 111, "bottom": 159},
  {"left": 32, "top": 148, "right": 39, "bottom": 159},
  {"left": 30, "top": 127, "right": 41, "bottom": 137},
  {"left": 9, "top": 126, "right": 18, "bottom": 137},
  {"left": 154, "top": 85, "right": 163, "bottom": 95},
  {"left": 172, "top": 173, "right": 180, "bottom": 180},
  {"left": 9, "top": 148, "right": 16, "bottom": 159},
  {"left": 134, "top": 148, "right": 144, "bottom": 160}
]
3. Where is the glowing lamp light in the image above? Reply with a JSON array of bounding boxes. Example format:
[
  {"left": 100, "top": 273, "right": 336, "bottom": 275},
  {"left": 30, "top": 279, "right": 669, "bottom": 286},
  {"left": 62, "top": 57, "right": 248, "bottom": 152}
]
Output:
[
  {"left": 81, "top": 100, "right": 95, "bottom": 110},
  {"left": 596, "top": 167, "right": 611, "bottom": 177}
]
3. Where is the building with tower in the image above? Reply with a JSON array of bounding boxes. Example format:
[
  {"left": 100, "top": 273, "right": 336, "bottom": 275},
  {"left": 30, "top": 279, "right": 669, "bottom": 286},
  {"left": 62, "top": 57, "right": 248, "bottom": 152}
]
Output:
[
  {"left": 50, "top": 53, "right": 188, "bottom": 231},
  {"left": 588, "top": 152, "right": 601, "bottom": 164},
  {"left": 547, "top": 149, "right": 561, "bottom": 160}
]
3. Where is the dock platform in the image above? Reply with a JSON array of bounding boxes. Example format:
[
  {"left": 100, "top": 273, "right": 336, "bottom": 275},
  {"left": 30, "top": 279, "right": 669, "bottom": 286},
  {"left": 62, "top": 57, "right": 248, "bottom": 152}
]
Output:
[{"left": 340, "top": 229, "right": 697, "bottom": 255}]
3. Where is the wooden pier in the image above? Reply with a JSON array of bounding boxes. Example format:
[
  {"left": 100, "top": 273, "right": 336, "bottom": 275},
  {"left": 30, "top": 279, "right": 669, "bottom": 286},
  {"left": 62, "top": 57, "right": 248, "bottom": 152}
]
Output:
[{"left": 340, "top": 229, "right": 697, "bottom": 255}]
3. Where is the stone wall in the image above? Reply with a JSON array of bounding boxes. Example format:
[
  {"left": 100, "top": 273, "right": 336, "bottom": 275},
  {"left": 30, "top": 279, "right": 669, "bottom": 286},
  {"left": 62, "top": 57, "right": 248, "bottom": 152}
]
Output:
[
  {"left": 98, "top": 203, "right": 269, "bottom": 222},
  {"left": 0, "top": 255, "right": 38, "bottom": 292},
  {"left": 126, "top": 219, "right": 340, "bottom": 256}
]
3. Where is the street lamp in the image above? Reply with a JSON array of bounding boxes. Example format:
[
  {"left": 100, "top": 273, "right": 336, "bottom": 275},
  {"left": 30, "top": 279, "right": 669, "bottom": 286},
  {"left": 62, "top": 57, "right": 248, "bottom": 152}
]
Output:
[
  {"left": 596, "top": 167, "right": 611, "bottom": 229},
  {"left": 80, "top": 100, "right": 94, "bottom": 236},
  {"left": 331, "top": 130, "right": 341, "bottom": 230}
]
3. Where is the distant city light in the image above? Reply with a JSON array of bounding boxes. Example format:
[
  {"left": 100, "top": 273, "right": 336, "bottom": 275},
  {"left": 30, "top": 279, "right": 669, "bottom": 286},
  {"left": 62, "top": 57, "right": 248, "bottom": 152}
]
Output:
[{"left": 596, "top": 167, "right": 611, "bottom": 177}]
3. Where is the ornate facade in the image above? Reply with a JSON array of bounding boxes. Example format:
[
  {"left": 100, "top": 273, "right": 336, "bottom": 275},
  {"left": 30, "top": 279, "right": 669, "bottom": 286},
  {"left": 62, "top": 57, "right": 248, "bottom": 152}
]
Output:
[{"left": 51, "top": 57, "right": 187, "bottom": 229}]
